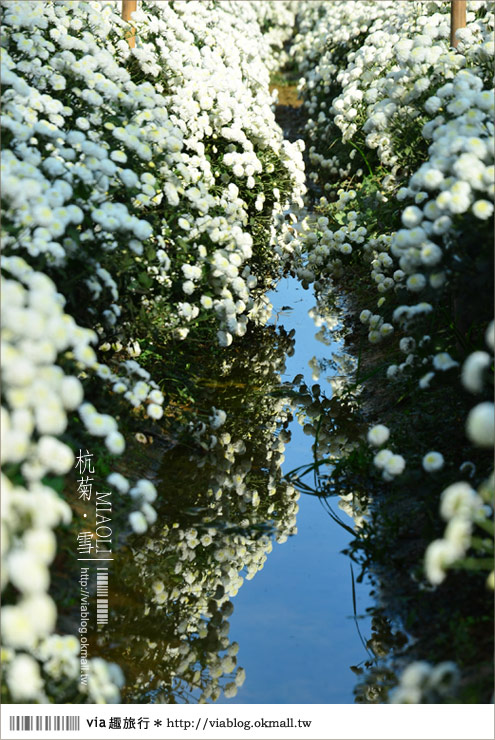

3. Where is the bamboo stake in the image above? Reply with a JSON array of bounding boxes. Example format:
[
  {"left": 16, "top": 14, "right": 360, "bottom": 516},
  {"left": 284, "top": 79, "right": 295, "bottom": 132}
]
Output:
[
  {"left": 450, "top": 0, "right": 466, "bottom": 48},
  {"left": 122, "top": 0, "right": 137, "bottom": 48}
]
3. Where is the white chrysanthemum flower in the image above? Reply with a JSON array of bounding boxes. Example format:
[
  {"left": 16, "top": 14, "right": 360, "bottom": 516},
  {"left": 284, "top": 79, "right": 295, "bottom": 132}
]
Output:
[
  {"left": 444, "top": 517, "right": 472, "bottom": 557},
  {"left": 461, "top": 351, "right": 491, "bottom": 394},
  {"left": 210, "top": 407, "right": 227, "bottom": 429},
  {"left": 402, "top": 206, "right": 423, "bottom": 228},
  {"left": 400, "top": 661, "right": 432, "bottom": 690},
  {"left": 406, "top": 273, "right": 426, "bottom": 292},
  {"left": 7, "top": 654, "right": 43, "bottom": 701},
  {"left": 389, "top": 685, "right": 422, "bottom": 704},
  {"left": 141, "top": 502, "right": 157, "bottom": 525},
  {"left": 424, "top": 95, "right": 442, "bottom": 115},
  {"left": 485, "top": 321, "right": 494, "bottom": 351},
  {"left": 1, "top": 605, "right": 36, "bottom": 649},
  {"left": 466, "top": 402, "right": 494, "bottom": 448},
  {"left": 178, "top": 217, "right": 191, "bottom": 231},
  {"left": 235, "top": 666, "right": 246, "bottom": 687},
  {"left": 429, "top": 662, "right": 460, "bottom": 693},
  {"left": 384, "top": 454, "right": 406, "bottom": 477},
  {"left": 224, "top": 682, "right": 237, "bottom": 698},
  {"left": 85, "top": 657, "right": 124, "bottom": 703},
  {"left": 152, "top": 580, "right": 165, "bottom": 595},
  {"left": 359, "top": 309, "right": 372, "bottom": 324},
  {"left": 422, "top": 451, "right": 444, "bottom": 472},
  {"left": 133, "top": 479, "right": 157, "bottom": 503},
  {"left": 419, "top": 371, "right": 435, "bottom": 389},
  {"left": 400, "top": 337, "right": 416, "bottom": 353},
  {"left": 432, "top": 353, "right": 458, "bottom": 371},
  {"left": 373, "top": 448, "right": 393, "bottom": 469},
  {"left": 367, "top": 424, "right": 390, "bottom": 447},
  {"left": 37, "top": 436, "right": 74, "bottom": 474},
  {"left": 440, "top": 482, "right": 482, "bottom": 521},
  {"left": 424, "top": 539, "right": 459, "bottom": 585},
  {"left": 430, "top": 272, "right": 446, "bottom": 289},
  {"left": 107, "top": 472, "right": 130, "bottom": 494},
  {"left": 380, "top": 323, "right": 394, "bottom": 337},
  {"left": 423, "top": 168, "right": 444, "bottom": 189},
  {"left": 472, "top": 199, "right": 494, "bottom": 220},
  {"left": 147, "top": 403, "right": 163, "bottom": 420},
  {"left": 217, "top": 330, "right": 233, "bottom": 347},
  {"left": 134, "top": 381, "right": 150, "bottom": 401},
  {"left": 8, "top": 550, "right": 49, "bottom": 594},
  {"left": 23, "top": 528, "right": 56, "bottom": 564},
  {"left": 421, "top": 242, "right": 442, "bottom": 266},
  {"left": 3, "top": 429, "right": 29, "bottom": 463},
  {"left": 105, "top": 431, "right": 125, "bottom": 455},
  {"left": 59, "top": 376, "right": 84, "bottom": 410},
  {"left": 148, "top": 390, "right": 164, "bottom": 405},
  {"left": 432, "top": 215, "right": 452, "bottom": 235},
  {"left": 368, "top": 330, "right": 381, "bottom": 344},
  {"left": 85, "top": 413, "right": 117, "bottom": 437},
  {"left": 129, "top": 511, "right": 147, "bottom": 535}
]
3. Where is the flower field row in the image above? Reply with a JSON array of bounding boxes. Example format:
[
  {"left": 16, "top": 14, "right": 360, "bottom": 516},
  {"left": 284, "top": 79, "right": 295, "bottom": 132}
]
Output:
[
  {"left": 1, "top": 0, "right": 304, "bottom": 703},
  {"left": 290, "top": 0, "right": 494, "bottom": 702}
]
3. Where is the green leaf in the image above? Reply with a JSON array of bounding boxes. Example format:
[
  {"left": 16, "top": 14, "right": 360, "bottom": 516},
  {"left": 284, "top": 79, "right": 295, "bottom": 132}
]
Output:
[{"left": 138, "top": 272, "right": 153, "bottom": 289}]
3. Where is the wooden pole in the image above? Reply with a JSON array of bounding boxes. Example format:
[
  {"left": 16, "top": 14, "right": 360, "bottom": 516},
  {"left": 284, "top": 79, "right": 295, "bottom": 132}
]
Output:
[
  {"left": 122, "top": 0, "right": 137, "bottom": 48},
  {"left": 450, "top": 0, "right": 466, "bottom": 48}
]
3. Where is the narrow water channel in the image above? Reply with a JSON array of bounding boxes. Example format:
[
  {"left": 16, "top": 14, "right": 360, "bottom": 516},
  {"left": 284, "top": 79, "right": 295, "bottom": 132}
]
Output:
[{"left": 226, "top": 277, "right": 374, "bottom": 704}]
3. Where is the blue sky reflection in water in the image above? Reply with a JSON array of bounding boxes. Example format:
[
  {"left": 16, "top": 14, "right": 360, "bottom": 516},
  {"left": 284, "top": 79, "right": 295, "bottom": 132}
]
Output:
[{"left": 226, "top": 277, "right": 373, "bottom": 704}]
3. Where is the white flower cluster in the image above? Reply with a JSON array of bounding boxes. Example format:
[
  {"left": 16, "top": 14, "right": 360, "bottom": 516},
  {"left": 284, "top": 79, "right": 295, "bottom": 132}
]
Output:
[
  {"left": 106, "top": 340, "right": 301, "bottom": 702},
  {"left": 295, "top": 6, "right": 494, "bottom": 376},
  {"left": 1, "top": 259, "right": 80, "bottom": 697},
  {"left": 464, "top": 321, "right": 494, "bottom": 449},
  {"left": 0, "top": 255, "right": 146, "bottom": 702},
  {"left": 293, "top": 0, "right": 493, "bottom": 477},
  {"left": 292, "top": 2, "right": 493, "bottom": 702},
  {"left": 338, "top": 491, "right": 369, "bottom": 532},
  {"left": 2, "top": 258, "right": 87, "bottom": 477},
  {"left": 389, "top": 660, "right": 460, "bottom": 703},
  {"left": 373, "top": 449, "right": 407, "bottom": 481},
  {"left": 1, "top": 0, "right": 303, "bottom": 351},
  {"left": 386, "top": 65, "right": 493, "bottom": 344},
  {"left": 424, "top": 321, "right": 494, "bottom": 587},
  {"left": 246, "top": 0, "right": 296, "bottom": 72},
  {"left": 424, "top": 478, "right": 489, "bottom": 586},
  {"left": 296, "top": 1, "right": 493, "bottom": 165},
  {"left": 1, "top": 0, "right": 303, "bottom": 704},
  {"left": 2, "top": 634, "right": 124, "bottom": 704},
  {"left": 364, "top": 424, "right": 407, "bottom": 481}
]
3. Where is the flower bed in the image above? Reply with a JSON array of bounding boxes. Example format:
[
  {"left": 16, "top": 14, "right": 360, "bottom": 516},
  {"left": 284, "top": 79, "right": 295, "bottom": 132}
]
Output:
[
  {"left": 291, "top": 0, "right": 494, "bottom": 702},
  {"left": 1, "top": 0, "right": 303, "bottom": 703}
]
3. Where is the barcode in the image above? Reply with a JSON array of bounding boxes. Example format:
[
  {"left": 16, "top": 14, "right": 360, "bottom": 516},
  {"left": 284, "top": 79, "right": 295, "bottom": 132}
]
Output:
[
  {"left": 9, "top": 716, "right": 80, "bottom": 731},
  {"left": 96, "top": 566, "right": 108, "bottom": 625}
]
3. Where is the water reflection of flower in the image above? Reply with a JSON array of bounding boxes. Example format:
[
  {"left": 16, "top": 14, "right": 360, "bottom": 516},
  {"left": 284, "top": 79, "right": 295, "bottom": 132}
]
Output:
[{"left": 91, "top": 324, "right": 300, "bottom": 703}]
